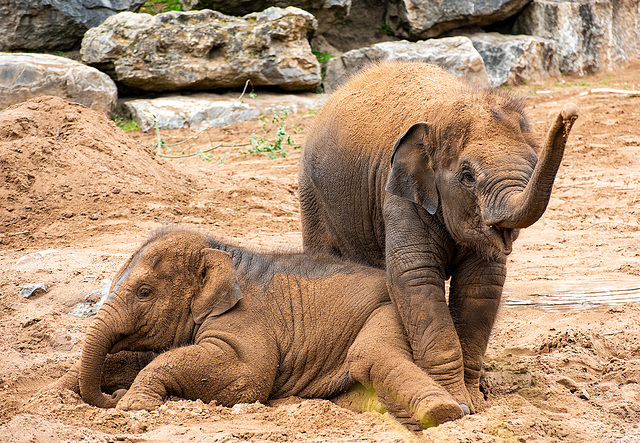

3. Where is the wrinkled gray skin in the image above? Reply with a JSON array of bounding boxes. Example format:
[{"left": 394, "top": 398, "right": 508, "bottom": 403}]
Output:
[
  {"left": 298, "top": 61, "right": 578, "bottom": 411},
  {"left": 55, "top": 229, "right": 470, "bottom": 427}
]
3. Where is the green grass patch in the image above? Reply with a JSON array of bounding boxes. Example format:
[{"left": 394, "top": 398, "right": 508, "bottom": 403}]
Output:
[
  {"left": 379, "top": 21, "right": 394, "bottom": 36},
  {"left": 112, "top": 116, "right": 140, "bottom": 132},
  {"left": 312, "top": 51, "right": 335, "bottom": 64},
  {"left": 556, "top": 81, "right": 591, "bottom": 87},
  {"left": 139, "top": 0, "right": 182, "bottom": 14}
]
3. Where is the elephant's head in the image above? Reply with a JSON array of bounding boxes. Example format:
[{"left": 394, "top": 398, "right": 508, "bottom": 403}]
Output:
[
  {"left": 386, "top": 91, "right": 578, "bottom": 259},
  {"left": 78, "top": 230, "right": 242, "bottom": 408}
]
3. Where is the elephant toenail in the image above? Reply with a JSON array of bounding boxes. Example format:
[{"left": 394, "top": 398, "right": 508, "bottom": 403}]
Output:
[{"left": 460, "top": 403, "right": 470, "bottom": 415}]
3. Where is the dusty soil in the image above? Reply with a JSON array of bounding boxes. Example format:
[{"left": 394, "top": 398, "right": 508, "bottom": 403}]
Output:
[{"left": 1, "top": 61, "right": 640, "bottom": 442}]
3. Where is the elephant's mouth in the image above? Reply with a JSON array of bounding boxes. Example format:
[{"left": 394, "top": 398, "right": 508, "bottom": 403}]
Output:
[{"left": 488, "top": 226, "right": 514, "bottom": 255}]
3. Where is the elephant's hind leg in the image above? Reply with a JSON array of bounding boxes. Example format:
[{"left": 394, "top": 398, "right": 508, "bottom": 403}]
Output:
[{"left": 347, "top": 305, "right": 465, "bottom": 428}]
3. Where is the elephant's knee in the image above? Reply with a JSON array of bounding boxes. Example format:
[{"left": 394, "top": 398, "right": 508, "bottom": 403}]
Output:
[
  {"left": 348, "top": 309, "right": 411, "bottom": 384},
  {"left": 347, "top": 339, "right": 408, "bottom": 388},
  {"left": 346, "top": 347, "right": 376, "bottom": 386}
]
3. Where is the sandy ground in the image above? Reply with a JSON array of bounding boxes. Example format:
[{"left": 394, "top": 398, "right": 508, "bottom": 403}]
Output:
[{"left": 1, "top": 62, "right": 640, "bottom": 442}]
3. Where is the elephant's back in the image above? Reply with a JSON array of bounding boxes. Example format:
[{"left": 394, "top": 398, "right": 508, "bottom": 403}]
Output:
[
  {"left": 307, "top": 61, "right": 463, "bottom": 161},
  {"left": 266, "top": 259, "right": 390, "bottom": 398}
]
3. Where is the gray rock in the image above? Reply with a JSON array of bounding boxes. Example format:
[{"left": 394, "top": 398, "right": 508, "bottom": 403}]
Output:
[
  {"left": 0, "top": 53, "right": 118, "bottom": 115},
  {"left": 0, "top": 0, "right": 146, "bottom": 51},
  {"left": 180, "top": 0, "right": 352, "bottom": 33},
  {"left": 323, "top": 37, "right": 490, "bottom": 93},
  {"left": 469, "top": 33, "right": 561, "bottom": 87},
  {"left": 386, "top": 0, "right": 530, "bottom": 39},
  {"left": 514, "top": 0, "right": 640, "bottom": 74},
  {"left": 19, "top": 283, "right": 47, "bottom": 298},
  {"left": 81, "top": 7, "right": 321, "bottom": 92},
  {"left": 69, "top": 278, "right": 112, "bottom": 318},
  {"left": 124, "top": 92, "right": 326, "bottom": 132}
]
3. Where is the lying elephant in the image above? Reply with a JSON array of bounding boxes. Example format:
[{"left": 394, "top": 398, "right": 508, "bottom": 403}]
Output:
[
  {"left": 298, "top": 61, "right": 579, "bottom": 410},
  {"left": 56, "top": 228, "right": 469, "bottom": 426}
]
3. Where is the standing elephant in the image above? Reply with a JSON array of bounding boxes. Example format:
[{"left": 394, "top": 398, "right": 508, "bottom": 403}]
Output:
[
  {"left": 298, "top": 61, "right": 578, "bottom": 411},
  {"left": 61, "top": 228, "right": 469, "bottom": 426}
]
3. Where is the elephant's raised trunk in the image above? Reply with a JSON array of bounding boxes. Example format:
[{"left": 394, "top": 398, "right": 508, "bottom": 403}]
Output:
[
  {"left": 498, "top": 103, "right": 579, "bottom": 229},
  {"left": 79, "top": 307, "right": 124, "bottom": 408}
]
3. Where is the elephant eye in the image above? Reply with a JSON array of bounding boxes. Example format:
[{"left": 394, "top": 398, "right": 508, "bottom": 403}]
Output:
[
  {"left": 459, "top": 169, "right": 476, "bottom": 187},
  {"left": 137, "top": 286, "right": 152, "bottom": 300}
]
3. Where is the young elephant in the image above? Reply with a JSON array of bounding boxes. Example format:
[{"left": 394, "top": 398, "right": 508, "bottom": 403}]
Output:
[
  {"left": 64, "top": 228, "right": 468, "bottom": 427},
  {"left": 298, "top": 61, "right": 579, "bottom": 411}
]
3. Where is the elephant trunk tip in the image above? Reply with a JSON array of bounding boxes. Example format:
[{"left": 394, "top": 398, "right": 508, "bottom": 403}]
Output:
[{"left": 561, "top": 103, "right": 579, "bottom": 120}]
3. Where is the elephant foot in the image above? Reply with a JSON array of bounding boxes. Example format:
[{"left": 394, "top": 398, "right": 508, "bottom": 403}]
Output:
[
  {"left": 433, "top": 377, "right": 475, "bottom": 416},
  {"left": 466, "top": 382, "right": 487, "bottom": 412},
  {"left": 414, "top": 396, "right": 466, "bottom": 428},
  {"left": 376, "top": 389, "right": 465, "bottom": 430},
  {"left": 116, "top": 390, "right": 163, "bottom": 411}
]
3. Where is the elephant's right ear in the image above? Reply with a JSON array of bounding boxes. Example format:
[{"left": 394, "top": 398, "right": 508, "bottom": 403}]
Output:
[
  {"left": 191, "top": 248, "right": 243, "bottom": 324},
  {"left": 385, "top": 122, "right": 439, "bottom": 215}
]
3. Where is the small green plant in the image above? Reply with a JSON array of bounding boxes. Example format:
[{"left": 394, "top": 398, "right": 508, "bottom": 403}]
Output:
[
  {"left": 139, "top": 0, "right": 182, "bottom": 14},
  {"left": 556, "top": 81, "right": 591, "bottom": 87},
  {"left": 235, "top": 79, "right": 257, "bottom": 104},
  {"left": 151, "top": 82, "right": 303, "bottom": 162},
  {"left": 55, "top": 51, "right": 67, "bottom": 57},
  {"left": 312, "top": 51, "right": 335, "bottom": 64},
  {"left": 599, "top": 73, "right": 615, "bottom": 85},
  {"left": 152, "top": 115, "right": 250, "bottom": 161},
  {"left": 243, "top": 109, "right": 301, "bottom": 159},
  {"left": 112, "top": 116, "right": 140, "bottom": 132},
  {"left": 379, "top": 21, "right": 394, "bottom": 36}
]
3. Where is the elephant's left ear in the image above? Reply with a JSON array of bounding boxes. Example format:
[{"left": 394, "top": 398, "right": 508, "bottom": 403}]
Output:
[
  {"left": 191, "top": 248, "right": 243, "bottom": 324},
  {"left": 385, "top": 122, "right": 439, "bottom": 215}
]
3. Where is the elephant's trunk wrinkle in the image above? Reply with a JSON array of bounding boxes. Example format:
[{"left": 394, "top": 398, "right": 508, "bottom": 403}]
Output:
[
  {"left": 80, "top": 324, "right": 119, "bottom": 408},
  {"left": 484, "top": 175, "right": 531, "bottom": 226},
  {"left": 92, "top": 309, "right": 126, "bottom": 350}
]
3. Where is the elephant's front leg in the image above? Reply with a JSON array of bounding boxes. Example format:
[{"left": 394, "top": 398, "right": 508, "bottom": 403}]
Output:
[
  {"left": 384, "top": 204, "right": 471, "bottom": 410},
  {"left": 117, "top": 340, "right": 276, "bottom": 411},
  {"left": 448, "top": 250, "right": 506, "bottom": 411}
]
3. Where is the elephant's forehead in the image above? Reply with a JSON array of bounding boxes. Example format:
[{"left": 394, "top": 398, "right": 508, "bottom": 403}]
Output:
[
  {"left": 128, "top": 243, "right": 193, "bottom": 278},
  {"left": 464, "top": 136, "right": 537, "bottom": 164}
]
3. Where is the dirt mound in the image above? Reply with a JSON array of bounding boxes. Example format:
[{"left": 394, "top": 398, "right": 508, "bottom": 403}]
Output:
[{"left": 0, "top": 96, "right": 189, "bottom": 246}]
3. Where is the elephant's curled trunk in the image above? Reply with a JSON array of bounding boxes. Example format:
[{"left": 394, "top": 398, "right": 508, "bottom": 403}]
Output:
[
  {"left": 499, "top": 103, "right": 579, "bottom": 229},
  {"left": 79, "top": 310, "right": 122, "bottom": 408}
]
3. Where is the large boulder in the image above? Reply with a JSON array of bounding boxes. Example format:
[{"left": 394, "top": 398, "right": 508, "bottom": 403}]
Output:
[
  {"left": 385, "top": 0, "right": 531, "bottom": 40},
  {"left": 469, "top": 33, "right": 561, "bottom": 86},
  {"left": 0, "top": 0, "right": 146, "bottom": 51},
  {"left": 180, "top": 0, "right": 351, "bottom": 33},
  {"left": 0, "top": 53, "right": 117, "bottom": 115},
  {"left": 323, "top": 37, "right": 490, "bottom": 92},
  {"left": 123, "top": 92, "right": 326, "bottom": 131},
  {"left": 514, "top": 0, "right": 640, "bottom": 74},
  {"left": 81, "top": 7, "right": 322, "bottom": 92}
]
